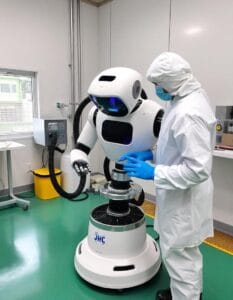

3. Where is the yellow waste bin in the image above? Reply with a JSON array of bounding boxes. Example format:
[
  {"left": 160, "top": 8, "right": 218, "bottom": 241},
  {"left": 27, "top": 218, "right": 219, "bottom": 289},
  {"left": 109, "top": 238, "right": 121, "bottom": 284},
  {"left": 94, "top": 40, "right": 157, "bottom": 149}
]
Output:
[{"left": 33, "top": 168, "right": 62, "bottom": 200}]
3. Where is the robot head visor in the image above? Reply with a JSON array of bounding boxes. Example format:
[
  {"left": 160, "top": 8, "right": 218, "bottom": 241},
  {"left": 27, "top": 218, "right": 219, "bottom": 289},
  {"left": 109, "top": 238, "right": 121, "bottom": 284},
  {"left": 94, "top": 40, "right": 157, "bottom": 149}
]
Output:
[{"left": 90, "top": 95, "right": 128, "bottom": 116}]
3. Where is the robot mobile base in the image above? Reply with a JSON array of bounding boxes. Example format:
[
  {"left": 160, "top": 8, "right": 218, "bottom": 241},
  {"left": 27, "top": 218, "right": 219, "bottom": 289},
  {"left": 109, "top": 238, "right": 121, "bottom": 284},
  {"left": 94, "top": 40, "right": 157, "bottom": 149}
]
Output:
[
  {"left": 74, "top": 203, "right": 161, "bottom": 289},
  {"left": 74, "top": 233, "right": 161, "bottom": 289}
]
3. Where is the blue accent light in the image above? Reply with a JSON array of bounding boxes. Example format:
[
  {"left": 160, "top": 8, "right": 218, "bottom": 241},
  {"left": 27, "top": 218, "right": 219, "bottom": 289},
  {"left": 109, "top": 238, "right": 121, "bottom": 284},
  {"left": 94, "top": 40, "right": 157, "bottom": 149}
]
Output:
[
  {"left": 108, "top": 97, "right": 119, "bottom": 112},
  {"left": 89, "top": 95, "right": 128, "bottom": 116}
]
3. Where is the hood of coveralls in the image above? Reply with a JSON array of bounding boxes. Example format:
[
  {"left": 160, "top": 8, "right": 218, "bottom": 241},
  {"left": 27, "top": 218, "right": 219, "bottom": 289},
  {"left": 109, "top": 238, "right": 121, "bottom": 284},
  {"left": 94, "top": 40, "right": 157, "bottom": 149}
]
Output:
[{"left": 146, "top": 52, "right": 201, "bottom": 98}]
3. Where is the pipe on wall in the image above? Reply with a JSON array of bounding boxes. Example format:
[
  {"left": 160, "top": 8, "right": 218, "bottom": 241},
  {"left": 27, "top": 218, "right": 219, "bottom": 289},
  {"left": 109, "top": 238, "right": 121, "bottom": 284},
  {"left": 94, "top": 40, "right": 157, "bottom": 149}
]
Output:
[
  {"left": 69, "top": 0, "right": 82, "bottom": 149},
  {"left": 69, "top": 0, "right": 75, "bottom": 124}
]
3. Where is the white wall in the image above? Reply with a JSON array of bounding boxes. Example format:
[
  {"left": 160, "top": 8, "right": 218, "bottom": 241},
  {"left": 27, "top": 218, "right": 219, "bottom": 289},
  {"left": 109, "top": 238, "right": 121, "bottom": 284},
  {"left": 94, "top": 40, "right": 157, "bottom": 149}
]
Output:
[
  {"left": 98, "top": 0, "right": 233, "bottom": 227},
  {"left": 170, "top": 0, "right": 233, "bottom": 227},
  {"left": 170, "top": 0, "right": 233, "bottom": 108},
  {"left": 0, "top": 0, "right": 71, "bottom": 190},
  {"left": 0, "top": 0, "right": 99, "bottom": 191},
  {"left": 80, "top": 2, "right": 99, "bottom": 99}
]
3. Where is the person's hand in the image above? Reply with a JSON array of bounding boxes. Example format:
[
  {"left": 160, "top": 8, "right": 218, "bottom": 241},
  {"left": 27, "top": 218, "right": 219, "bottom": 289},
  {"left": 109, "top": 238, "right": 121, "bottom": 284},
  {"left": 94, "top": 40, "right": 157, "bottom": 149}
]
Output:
[
  {"left": 121, "top": 156, "right": 155, "bottom": 180},
  {"left": 118, "top": 149, "right": 153, "bottom": 162}
]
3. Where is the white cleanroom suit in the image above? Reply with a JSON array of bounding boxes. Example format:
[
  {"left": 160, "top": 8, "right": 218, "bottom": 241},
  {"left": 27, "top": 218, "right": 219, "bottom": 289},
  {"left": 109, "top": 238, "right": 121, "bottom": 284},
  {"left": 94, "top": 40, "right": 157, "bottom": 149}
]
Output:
[{"left": 146, "top": 52, "right": 216, "bottom": 300}]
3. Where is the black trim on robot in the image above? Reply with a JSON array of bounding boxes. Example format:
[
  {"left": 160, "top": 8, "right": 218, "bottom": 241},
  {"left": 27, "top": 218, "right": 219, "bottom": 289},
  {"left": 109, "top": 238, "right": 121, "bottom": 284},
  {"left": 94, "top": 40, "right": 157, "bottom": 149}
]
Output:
[
  {"left": 102, "top": 120, "right": 133, "bottom": 144},
  {"left": 115, "top": 163, "right": 124, "bottom": 170},
  {"left": 75, "top": 142, "right": 91, "bottom": 155},
  {"left": 103, "top": 157, "right": 112, "bottom": 181},
  {"left": 141, "top": 89, "right": 148, "bottom": 100},
  {"left": 93, "top": 108, "right": 98, "bottom": 127},
  {"left": 99, "top": 75, "right": 116, "bottom": 82},
  {"left": 113, "top": 265, "right": 135, "bottom": 271},
  {"left": 154, "top": 109, "right": 164, "bottom": 138},
  {"left": 130, "top": 99, "right": 142, "bottom": 114},
  {"left": 130, "top": 89, "right": 147, "bottom": 114}
]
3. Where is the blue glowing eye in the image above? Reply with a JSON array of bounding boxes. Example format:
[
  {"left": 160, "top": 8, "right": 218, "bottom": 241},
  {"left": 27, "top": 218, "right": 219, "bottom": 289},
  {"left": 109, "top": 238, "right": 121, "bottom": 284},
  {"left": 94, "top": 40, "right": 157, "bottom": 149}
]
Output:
[
  {"left": 110, "top": 97, "right": 116, "bottom": 106},
  {"left": 108, "top": 97, "right": 119, "bottom": 112}
]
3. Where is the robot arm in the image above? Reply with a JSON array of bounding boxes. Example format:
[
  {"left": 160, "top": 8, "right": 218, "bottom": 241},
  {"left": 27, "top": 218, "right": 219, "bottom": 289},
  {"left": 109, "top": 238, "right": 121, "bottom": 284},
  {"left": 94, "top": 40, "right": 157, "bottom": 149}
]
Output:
[{"left": 71, "top": 106, "right": 98, "bottom": 175}]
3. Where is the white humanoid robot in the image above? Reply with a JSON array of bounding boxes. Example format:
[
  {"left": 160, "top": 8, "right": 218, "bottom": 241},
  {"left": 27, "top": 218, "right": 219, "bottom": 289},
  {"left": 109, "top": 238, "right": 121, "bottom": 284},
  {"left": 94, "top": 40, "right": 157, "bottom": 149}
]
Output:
[{"left": 71, "top": 67, "right": 164, "bottom": 289}]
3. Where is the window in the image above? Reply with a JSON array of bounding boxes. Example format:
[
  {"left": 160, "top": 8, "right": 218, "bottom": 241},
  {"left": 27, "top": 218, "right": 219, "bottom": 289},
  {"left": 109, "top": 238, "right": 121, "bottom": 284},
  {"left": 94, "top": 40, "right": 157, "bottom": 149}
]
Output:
[{"left": 0, "top": 69, "right": 37, "bottom": 138}]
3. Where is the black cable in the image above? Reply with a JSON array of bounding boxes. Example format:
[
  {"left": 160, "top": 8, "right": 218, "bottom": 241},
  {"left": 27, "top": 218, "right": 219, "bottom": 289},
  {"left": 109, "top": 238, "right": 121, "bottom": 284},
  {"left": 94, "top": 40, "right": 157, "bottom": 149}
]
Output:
[
  {"left": 46, "top": 97, "right": 94, "bottom": 201},
  {"left": 48, "top": 146, "right": 87, "bottom": 201},
  {"left": 48, "top": 133, "right": 87, "bottom": 201},
  {"left": 67, "top": 191, "right": 89, "bottom": 201}
]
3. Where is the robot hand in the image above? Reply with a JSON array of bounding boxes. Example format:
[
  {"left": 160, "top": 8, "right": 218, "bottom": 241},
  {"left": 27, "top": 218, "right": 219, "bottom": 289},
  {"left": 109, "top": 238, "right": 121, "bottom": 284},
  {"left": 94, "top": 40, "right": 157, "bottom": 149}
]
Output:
[
  {"left": 70, "top": 149, "right": 91, "bottom": 175},
  {"left": 73, "top": 160, "right": 91, "bottom": 175},
  {"left": 118, "top": 149, "right": 153, "bottom": 162}
]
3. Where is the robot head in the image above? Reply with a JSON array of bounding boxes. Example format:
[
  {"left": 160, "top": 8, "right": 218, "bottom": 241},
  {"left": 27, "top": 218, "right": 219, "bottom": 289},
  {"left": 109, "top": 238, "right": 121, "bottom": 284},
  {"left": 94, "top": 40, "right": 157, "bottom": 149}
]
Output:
[{"left": 88, "top": 67, "right": 142, "bottom": 117}]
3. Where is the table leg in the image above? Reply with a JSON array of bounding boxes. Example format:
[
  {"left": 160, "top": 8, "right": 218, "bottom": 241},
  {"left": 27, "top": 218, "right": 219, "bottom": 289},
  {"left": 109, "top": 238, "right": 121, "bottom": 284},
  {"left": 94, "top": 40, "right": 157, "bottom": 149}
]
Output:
[{"left": 0, "top": 150, "right": 30, "bottom": 210}]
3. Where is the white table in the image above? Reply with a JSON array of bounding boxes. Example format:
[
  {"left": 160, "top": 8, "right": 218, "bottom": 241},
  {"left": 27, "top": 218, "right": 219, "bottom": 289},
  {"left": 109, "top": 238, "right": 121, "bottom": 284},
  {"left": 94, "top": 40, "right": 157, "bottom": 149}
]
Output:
[
  {"left": 213, "top": 149, "right": 233, "bottom": 159},
  {"left": 0, "top": 141, "right": 30, "bottom": 210}
]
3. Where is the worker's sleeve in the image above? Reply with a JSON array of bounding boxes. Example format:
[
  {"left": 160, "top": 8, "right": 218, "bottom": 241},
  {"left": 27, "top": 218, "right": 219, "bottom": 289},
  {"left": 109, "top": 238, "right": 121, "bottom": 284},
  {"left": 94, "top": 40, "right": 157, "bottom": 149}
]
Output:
[{"left": 154, "top": 115, "right": 213, "bottom": 190}]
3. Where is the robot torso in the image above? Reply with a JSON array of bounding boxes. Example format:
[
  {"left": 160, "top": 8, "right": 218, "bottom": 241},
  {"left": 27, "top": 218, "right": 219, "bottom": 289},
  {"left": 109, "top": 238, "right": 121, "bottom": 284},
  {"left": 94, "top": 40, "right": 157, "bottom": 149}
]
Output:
[{"left": 95, "top": 99, "right": 162, "bottom": 161}]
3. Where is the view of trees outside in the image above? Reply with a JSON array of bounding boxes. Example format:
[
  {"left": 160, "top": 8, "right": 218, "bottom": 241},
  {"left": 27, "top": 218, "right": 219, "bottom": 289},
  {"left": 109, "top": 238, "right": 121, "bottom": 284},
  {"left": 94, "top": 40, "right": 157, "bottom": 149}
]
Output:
[{"left": 0, "top": 74, "right": 33, "bottom": 135}]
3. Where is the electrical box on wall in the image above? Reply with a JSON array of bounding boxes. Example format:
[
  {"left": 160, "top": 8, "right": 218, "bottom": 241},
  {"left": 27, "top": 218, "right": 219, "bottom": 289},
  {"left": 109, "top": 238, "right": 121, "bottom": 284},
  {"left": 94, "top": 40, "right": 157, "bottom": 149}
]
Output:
[{"left": 33, "top": 118, "right": 67, "bottom": 146}]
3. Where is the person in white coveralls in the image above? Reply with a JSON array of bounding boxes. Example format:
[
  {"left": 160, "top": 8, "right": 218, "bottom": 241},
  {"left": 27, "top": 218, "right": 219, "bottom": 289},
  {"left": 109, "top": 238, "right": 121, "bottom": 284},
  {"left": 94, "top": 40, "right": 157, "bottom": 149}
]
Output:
[{"left": 119, "top": 52, "right": 216, "bottom": 300}]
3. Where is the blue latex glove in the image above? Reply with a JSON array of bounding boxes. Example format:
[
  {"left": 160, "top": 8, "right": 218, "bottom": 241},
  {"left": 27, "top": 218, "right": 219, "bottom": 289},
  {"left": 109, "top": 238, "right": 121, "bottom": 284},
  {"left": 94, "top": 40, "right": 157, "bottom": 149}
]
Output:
[
  {"left": 156, "top": 86, "right": 173, "bottom": 101},
  {"left": 118, "top": 149, "right": 153, "bottom": 162},
  {"left": 121, "top": 156, "right": 155, "bottom": 180}
]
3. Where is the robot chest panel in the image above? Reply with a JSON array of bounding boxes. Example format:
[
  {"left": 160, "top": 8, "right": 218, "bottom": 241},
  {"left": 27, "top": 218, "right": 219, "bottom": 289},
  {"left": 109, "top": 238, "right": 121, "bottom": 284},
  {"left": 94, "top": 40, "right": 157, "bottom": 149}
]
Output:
[
  {"left": 96, "top": 115, "right": 154, "bottom": 146},
  {"left": 101, "top": 119, "right": 133, "bottom": 144}
]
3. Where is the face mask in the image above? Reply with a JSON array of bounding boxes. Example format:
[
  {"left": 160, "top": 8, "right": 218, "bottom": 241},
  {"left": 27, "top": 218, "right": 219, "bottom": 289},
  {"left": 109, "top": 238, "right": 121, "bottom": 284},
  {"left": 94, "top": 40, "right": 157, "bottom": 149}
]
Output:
[{"left": 155, "top": 86, "right": 172, "bottom": 101}]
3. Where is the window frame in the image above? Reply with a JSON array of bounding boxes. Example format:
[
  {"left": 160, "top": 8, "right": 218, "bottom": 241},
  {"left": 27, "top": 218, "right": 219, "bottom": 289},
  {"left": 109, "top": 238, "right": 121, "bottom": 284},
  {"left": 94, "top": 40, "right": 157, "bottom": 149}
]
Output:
[{"left": 0, "top": 68, "right": 38, "bottom": 140}]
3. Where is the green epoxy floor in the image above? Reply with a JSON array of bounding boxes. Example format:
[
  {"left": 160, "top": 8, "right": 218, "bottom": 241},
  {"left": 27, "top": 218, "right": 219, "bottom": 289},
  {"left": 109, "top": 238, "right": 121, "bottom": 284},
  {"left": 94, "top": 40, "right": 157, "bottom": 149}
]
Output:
[{"left": 0, "top": 192, "right": 232, "bottom": 300}]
